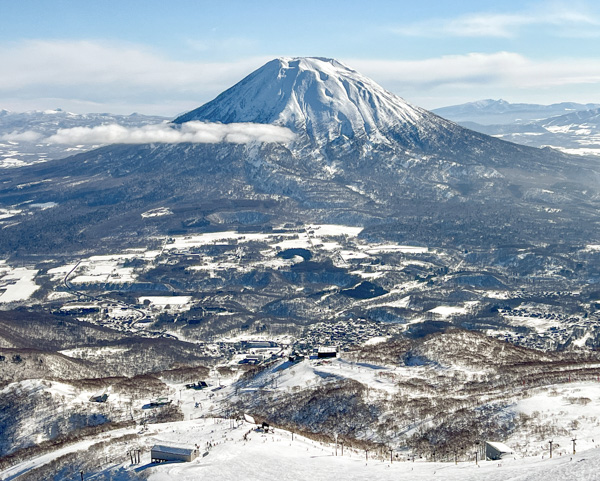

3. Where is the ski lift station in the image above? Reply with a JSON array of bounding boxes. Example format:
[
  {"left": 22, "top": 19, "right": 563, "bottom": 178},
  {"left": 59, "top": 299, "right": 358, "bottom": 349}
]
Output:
[{"left": 485, "top": 441, "right": 514, "bottom": 460}]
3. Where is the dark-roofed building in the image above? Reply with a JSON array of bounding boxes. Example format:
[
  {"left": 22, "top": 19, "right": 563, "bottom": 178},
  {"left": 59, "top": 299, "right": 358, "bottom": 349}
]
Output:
[
  {"left": 317, "top": 346, "right": 338, "bottom": 359},
  {"left": 185, "top": 381, "right": 208, "bottom": 390},
  {"left": 151, "top": 445, "right": 199, "bottom": 463},
  {"left": 89, "top": 393, "right": 109, "bottom": 403},
  {"left": 242, "top": 340, "right": 278, "bottom": 349}
]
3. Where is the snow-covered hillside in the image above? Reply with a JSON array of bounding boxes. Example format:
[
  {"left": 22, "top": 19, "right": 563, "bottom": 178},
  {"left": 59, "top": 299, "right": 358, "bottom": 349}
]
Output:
[
  {"left": 7, "top": 423, "right": 600, "bottom": 481},
  {"left": 5, "top": 359, "right": 600, "bottom": 481}
]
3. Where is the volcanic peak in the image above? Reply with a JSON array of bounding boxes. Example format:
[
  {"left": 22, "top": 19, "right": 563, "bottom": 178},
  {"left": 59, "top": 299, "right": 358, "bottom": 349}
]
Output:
[{"left": 174, "top": 56, "right": 435, "bottom": 144}]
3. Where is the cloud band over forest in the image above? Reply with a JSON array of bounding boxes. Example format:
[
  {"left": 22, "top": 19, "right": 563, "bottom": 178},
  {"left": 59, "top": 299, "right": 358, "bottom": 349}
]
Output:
[{"left": 43, "top": 121, "right": 295, "bottom": 145}]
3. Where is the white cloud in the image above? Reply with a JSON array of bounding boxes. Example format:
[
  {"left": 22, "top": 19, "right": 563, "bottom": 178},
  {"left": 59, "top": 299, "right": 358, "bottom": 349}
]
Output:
[
  {"left": 0, "top": 40, "right": 270, "bottom": 115},
  {"left": 185, "top": 36, "right": 260, "bottom": 54},
  {"left": 0, "top": 40, "right": 266, "bottom": 91},
  {"left": 350, "top": 52, "right": 600, "bottom": 93},
  {"left": 1, "top": 38, "right": 600, "bottom": 116},
  {"left": 393, "top": 3, "right": 600, "bottom": 38},
  {"left": 45, "top": 121, "right": 295, "bottom": 145},
  {"left": 0, "top": 130, "right": 43, "bottom": 142}
]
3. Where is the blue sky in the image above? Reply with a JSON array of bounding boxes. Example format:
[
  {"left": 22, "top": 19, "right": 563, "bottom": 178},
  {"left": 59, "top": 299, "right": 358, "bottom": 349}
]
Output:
[{"left": 1, "top": 0, "right": 600, "bottom": 115}]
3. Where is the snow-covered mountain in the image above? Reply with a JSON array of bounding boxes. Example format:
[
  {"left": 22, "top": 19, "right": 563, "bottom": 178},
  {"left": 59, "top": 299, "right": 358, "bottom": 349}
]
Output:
[
  {"left": 543, "top": 106, "right": 600, "bottom": 129},
  {"left": 1, "top": 57, "right": 600, "bottom": 257},
  {"left": 173, "top": 57, "right": 600, "bottom": 174},
  {"left": 175, "top": 57, "right": 471, "bottom": 152},
  {"left": 177, "top": 58, "right": 415, "bottom": 141}
]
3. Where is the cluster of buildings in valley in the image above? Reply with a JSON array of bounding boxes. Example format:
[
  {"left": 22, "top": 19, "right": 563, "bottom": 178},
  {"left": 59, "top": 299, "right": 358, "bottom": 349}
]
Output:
[
  {"left": 297, "top": 318, "right": 397, "bottom": 351},
  {"left": 192, "top": 318, "right": 394, "bottom": 368},
  {"left": 495, "top": 307, "right": 600, "bottom": 350}
]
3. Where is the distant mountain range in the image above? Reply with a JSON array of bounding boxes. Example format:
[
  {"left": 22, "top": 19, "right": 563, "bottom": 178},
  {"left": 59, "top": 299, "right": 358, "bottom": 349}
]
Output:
[
  {"left": 0, "top": 109, "right": 168, "bottom": 168},
  {"left": 433, "top": 100, "right": 600, "bottom": 156},
  {"left": 432, "top": 99, "right": 600, "bottom": 125}
]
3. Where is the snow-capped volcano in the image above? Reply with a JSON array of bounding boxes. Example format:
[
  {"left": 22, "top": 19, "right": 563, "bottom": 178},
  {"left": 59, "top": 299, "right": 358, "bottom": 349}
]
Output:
[
  {"left": 174, "top": 57, "right": 445, "bottom": 146},
  {"left": 3, "top": 56, "right": 600, "bottom": 257}
]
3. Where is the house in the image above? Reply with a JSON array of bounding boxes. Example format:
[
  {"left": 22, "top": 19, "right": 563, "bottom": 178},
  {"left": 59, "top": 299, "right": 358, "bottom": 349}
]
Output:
[
  {"left": 242, "top": 340, "right": 278, "bottom": 349},
  {"left": 151, "top": 445, "right": 199, "bottom": 463},
  {"left": 238, "top": 354, "right": 263, "bottom": 365},
  {"left": 485, "top": 441, "right": 513, "bottom": 460},
  {"left": 288, "top": 352, "right": 305, "bottom": 363},
  {"left": 148, "top": 397, "right": 172, "bottom": 407},
  {"left": 185, "top": 381, "right": 208, "bottom": 390},
  {"left": 317, "top": 346, "right": 338, "bottom": 359},
  {"left": 89, "top": 393, "right": 109, "bottom": 403}
]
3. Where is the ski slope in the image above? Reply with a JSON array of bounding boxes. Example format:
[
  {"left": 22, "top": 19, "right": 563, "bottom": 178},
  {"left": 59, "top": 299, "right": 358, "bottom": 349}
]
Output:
[{"left": 145, "top": 418, "right": 600, "bottom": 481}]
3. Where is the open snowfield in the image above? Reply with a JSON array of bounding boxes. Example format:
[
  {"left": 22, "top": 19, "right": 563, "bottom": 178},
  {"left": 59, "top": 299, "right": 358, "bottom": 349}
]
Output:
[
  {"left": 365, "top": 245, "right": 428, "bottom": 254},
  {"left": 48, "top": 258, "right": 137, "bottom": 285},
  {"left": 164, "top": 224, "right": 362, "bottom": 252},
  {"left": 505, "top": 382, "right": 600, "bottom": 456},
  {"left": 142, "top": 207, "right": 173, "bottom": 218},
  {"left": 0, "top": 264, "right": 39, "bottom": 303},
  {"left": 0, "top": 208, "right": 21, "bottom": 220},
  {"left": 429, "top": 305, "right": 469, "bottom": 318},
  {"left": 47, "top": 252, "right": 160, "bottom": 285}
]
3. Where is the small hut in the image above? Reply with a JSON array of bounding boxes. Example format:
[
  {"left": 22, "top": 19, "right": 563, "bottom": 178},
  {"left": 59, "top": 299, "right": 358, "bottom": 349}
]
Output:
[{"left": 148, "top": 397, "right": 172, "bottom": 407}]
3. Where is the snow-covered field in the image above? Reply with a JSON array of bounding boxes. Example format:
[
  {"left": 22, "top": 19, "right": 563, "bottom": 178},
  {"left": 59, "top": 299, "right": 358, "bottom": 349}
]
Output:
[
  {"left": 142, "top": 207, "right": 174, "bottom": 218},
  {"left": 0, "top": 263, "right": 39, "bottom": 303},
  {"left": 165, "top": 224, "right": 363, "bottom": 252},
  {"left": 506, "top": 382, "right": 600, "bottom": 456},
  {"left": 428, "top": 302, "right": 478, "bottom": 318},
  {"left": 46, "top": 252, "right": 160, "bottom": 288},
  {"left": 0, "top": 208, "right": 22, "bottom": 220}
]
